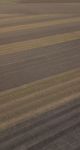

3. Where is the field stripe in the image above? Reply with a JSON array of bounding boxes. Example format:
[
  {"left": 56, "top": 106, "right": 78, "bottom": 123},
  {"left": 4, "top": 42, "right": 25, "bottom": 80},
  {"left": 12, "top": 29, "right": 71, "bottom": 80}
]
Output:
[
  {"left": 0, "top": 17, "right": 80, "bottom": 34},
  {"left": 0, "top": 77, "right": 80, "bottom": 116},
  {"left": 0, "top": 68, "right": 80, "bottom": 103},
  {"left": 0, "top": 14, "right": 19, "bottom": 18},
  {"left": 0, "top": 90, "right": 80, "bottom": 131},
  {"left": 0, "top": 31, "right": 80, "bottom": 55},
  {"left": 0, "top": 68, "right": 80, "bottom": 131},
  {"left": 0, "top": 13, "right": 70, "bottom": 22}
]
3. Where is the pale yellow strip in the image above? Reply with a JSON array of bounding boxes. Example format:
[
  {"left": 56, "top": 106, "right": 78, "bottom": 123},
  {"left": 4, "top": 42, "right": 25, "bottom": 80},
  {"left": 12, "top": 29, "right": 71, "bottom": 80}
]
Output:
[
  {"left": 0, "top": 92, "right": 80, "bottom": 131},
  {"left": 0, "top": 14, "right": 52, "bottom": 22},
  {"left": 0, "top": 13, "right": 68, "bottom": 21},
  {"left": 0, "top": 68, "right": 80, "bottom": 131},
  {"left": 0, "top": 31, "right": 80, "bottom": 55},
  {"left": 0, "top": 77, "right": 80, "bottom": 118},
  {"left": 0, "top": 68, "right": 80, "bottom": 103},
  {"left": 0, "top": 17, "right": 80, "bottom": 34},
  {"left": 0, "top": 14, "right": 18, "bottom": 17}
]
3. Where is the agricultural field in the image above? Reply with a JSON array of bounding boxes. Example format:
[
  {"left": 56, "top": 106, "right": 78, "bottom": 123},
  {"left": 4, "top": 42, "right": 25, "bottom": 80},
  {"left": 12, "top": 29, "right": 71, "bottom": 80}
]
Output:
[{"left": 0, "top": 2, "right": 80, "bottom": 150}]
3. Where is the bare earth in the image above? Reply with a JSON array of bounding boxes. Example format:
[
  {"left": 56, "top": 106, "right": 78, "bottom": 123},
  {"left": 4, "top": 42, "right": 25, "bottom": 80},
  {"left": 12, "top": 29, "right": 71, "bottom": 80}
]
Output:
[{"left": 0, "top": 3, "right": 80, "bottom": 150}]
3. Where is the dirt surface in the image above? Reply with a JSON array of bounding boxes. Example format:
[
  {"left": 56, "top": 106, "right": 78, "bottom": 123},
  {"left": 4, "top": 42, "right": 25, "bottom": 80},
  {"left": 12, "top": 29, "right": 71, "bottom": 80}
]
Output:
[
  {"left": 0, "top": 2, "right": 80, "bottom": 150},
  {"left": 0, "top": 3, "right": 80, "bottom": 14}
]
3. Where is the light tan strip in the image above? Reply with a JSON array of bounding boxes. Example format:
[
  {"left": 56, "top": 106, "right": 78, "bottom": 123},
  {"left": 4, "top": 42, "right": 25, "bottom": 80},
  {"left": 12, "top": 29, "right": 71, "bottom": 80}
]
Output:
[
  {"left": 0, "top": 77, "right": 80, "bottom": 117},
  {"left": 0, "top": 14, "right": 18, "bottom": 17},
  {"left": 0, "top": 68, "right": 80, "bottom": 131},
  {"left": 0, "top": 31, "right": 80, "bottom": 55},
  {"left": 0, "top": 92, "right": 80, "bottom": 131},
  {"left": 1, "top": 76, "right": 80, "bottom": 111},
  {"left": 0, "top": 13, "right": 70, "bottom": 22},
  {"left": 0, "top": 68, "right": 80, "bottom": 101},
  {"left": 0, "top": 17, "right": 80, "bottom": 34}
]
